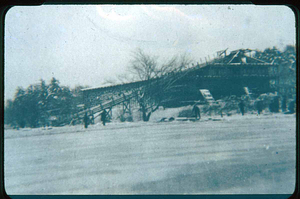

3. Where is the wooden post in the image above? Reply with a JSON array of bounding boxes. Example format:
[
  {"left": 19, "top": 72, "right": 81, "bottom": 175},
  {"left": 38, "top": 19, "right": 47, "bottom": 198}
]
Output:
[
  {"left": 107, "top": 108, "right": 112, "bottom": 120},
  {"left": 91, "top": 110, "right": 94, "bottom": 124}
]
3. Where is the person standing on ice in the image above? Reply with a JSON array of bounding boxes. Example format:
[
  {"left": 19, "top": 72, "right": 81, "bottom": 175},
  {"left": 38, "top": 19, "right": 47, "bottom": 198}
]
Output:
[
  {"left": 238, "top": 99, "right": 245, "bottom": 116},
  {"left": 84, "top": 112, "right": 89, "bottom": 128},
  {"left": 101, "top": 109, "right": 107, "bottom": 126},
  {"left": 192, "top": 105, "right": 201, "bottom": 120},
  {"left": 256, "top": 100, "right": 263, "bottom": 115}
]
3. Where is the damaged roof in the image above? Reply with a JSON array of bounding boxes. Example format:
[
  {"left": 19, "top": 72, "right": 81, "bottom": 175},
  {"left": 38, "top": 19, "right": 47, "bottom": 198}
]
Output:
[{"left": 213, "top": 49, "right": 272, "bottom": 65}]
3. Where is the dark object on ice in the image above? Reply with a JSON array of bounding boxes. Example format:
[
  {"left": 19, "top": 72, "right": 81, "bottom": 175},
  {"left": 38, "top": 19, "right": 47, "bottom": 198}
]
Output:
[
  {"left": 212, "top": 118, "right": 222, "bottom": 121},
  {"left": 101, "top": 110, "right": 107, "bottom": 126},
  {"left": 269, "top": 96, "right": 280, "bottom": 113},
  {"left": 192, "top": 105, "right": 201, "bottom": 120},
  {"left": 287, "top": 100, "right": 295, "bottom": 114},
  {"left": 256, "top": 100, "right": 263, "bottom": 115},
  {"left": 84, "top": 112, "right": 89, "bottom": 128},
  {"left": 281, "top": 96, "right": 287, "bottom": 112},
  {"left": 159, "top": 117, "right": 175, "bottom": 122},
  {"left": 159, "top": 117, "right": 167, "bottom": 122},
  {"left": 238, "top": 99, "right": 245, "bottom": 116},
  {"left": 284, "top": 111, "right": 295, "bottom": 115}
]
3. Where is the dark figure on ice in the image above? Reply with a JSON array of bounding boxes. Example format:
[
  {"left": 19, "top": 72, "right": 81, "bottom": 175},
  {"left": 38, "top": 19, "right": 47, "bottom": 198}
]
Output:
[
  {"left": 269, "top": 96, "right": 280, "bottom": 113},
  {"left": 256, "top": 100, "right": 263, "bottom": 115},
  {"left": 238, "top": 99, "right": 245, "bottom": 116},
  {"left": 192, "top": 105, "right": 201, "bottom": 120},
  {"left": 84, "top": 112, "right": 89, "bottom": 128},
  {"left": 281, "top": 96, "right": 287, "bottom": 112},
  {"left": 101, "top": 110, "right": 107, "bottom": 126},
  {"left": 287, "top": 100, "right": 295, "bottom": 114}
]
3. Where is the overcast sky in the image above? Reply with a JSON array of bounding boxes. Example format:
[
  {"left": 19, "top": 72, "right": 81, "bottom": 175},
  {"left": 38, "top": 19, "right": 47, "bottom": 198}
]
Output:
[{"left": 4, "top": 5, "right": 295, "bottom": 100}]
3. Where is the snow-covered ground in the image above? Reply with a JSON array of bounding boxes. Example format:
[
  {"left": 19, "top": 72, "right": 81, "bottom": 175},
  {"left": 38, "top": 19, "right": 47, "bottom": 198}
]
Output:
[{"left": 4, "top": 113, "right": 296, "bottom": 195}]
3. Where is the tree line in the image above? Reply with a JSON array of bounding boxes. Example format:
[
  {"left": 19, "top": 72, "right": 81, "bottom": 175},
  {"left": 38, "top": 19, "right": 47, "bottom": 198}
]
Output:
[
  {"left": 4, "top": 77, "right": 87, "bottom": 128},
  {"left": 254, "top": 45, "right": 296, "bottom": 98}
]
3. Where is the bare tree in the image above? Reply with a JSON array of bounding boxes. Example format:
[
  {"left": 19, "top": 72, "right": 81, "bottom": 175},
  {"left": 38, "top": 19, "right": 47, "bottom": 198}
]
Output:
[
  {"left": 128, "top": 48, "right": 160, "bottom": 81},
  {"left": 127, "top": 48, "right": 193, "bottom": 121}
]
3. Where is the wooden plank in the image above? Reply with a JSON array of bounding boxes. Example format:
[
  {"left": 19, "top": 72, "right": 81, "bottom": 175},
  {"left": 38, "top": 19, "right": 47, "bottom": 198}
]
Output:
[{"left": 176, "top": 117, "right": 198, "bottom": 121}]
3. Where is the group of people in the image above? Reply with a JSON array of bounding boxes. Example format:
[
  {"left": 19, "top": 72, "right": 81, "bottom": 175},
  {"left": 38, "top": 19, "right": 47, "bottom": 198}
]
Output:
[
  {"left": 82, "top": 96, "right": 294, "bottom": 128},
  {"left": 238, "top": 96, "right": 295, "bottom": 116},
  {"left": 238, "top": 99, "right": 268, "bottom": 116},
  {"left": 83, "top": 109, "right": 107, "bottom": 128}
]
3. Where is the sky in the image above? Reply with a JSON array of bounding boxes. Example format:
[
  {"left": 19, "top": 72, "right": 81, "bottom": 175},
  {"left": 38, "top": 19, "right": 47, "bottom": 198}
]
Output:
[{"left": 4, "top": 5, "right": 296, "bottom": 100}]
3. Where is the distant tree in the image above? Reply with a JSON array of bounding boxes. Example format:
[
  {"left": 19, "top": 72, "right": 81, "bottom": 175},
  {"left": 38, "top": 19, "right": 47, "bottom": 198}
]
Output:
[
  {"left": 47, "top": 77, "right": 61, "bottom": 110},
  {"left": 13, "top": 87, "right": 27, "bottom": 128},
  {"left": 4, "top": 100, "right": 15, "bottom": 127},
  {"left": 45, "top": 78, "right": 76, "bottom": 125},
  {"left": 58, "top": 86, "right": 74, "bottom": 115},
  {"left": 128, "top": 48, "right": 159, "bottom": 81},
  {"left": 38, "top": 79, "right": 49, "bottom": 127},
  {"left": 24, "top": 84, "right": 41, "bottom": 128},
  {"left": 254, "top": 45, "right": 296, "bottom": 98},
  {"left": 5, "top": 77, "right": 89, "bottom": 128},
  {"left": 45, "top": 80, "right": 89, "bottom": 126}
]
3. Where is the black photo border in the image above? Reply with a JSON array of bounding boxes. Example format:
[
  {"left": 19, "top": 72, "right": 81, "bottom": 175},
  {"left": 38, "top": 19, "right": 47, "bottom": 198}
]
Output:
[{"left": 0, "top": 0, "right": 299, "bottom": 199}]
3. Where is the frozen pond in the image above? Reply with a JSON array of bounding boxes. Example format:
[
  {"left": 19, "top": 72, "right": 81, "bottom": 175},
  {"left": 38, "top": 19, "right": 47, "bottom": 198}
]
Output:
[{"left": 4, "top": 113, "right": 296, "bottom": 195}]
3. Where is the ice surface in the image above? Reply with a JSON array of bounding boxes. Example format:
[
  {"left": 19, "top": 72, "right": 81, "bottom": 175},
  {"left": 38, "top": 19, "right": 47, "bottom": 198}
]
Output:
[{"left": 4, "top": 113, "right": 296, "bottom": 194}]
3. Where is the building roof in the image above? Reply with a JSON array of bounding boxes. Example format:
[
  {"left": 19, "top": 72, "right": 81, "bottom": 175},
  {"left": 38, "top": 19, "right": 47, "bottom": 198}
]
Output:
[
  {"left": 213, "top": 49, "right": 272, "bottom": 65},
  {"left": 82, "top": 49, "right": 276, "bottom": 93}
]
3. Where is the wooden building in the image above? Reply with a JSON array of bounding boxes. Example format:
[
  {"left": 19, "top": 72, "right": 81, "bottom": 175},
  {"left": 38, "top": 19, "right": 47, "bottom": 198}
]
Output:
[
  {"left": 81, "top": 49, "right": 278, "bottom": 112},
  {"left": 161, "top": 49, "right": 278, "bottom": 106}
]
